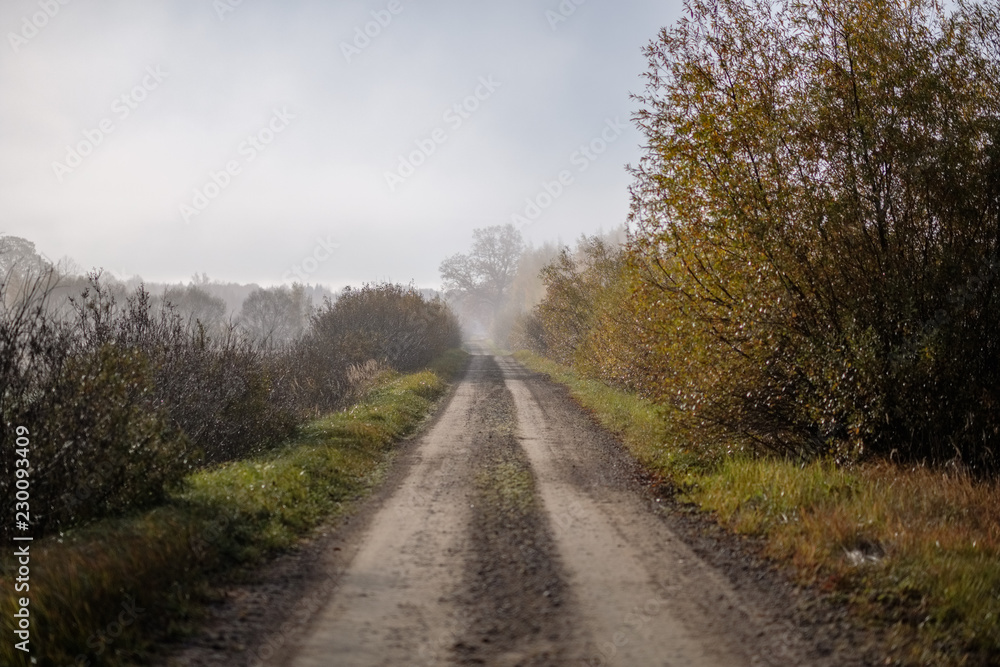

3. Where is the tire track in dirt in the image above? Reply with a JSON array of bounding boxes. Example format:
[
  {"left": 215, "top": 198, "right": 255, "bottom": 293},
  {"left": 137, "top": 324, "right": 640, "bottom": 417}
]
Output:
[
  {"left": 276, "top": 349, "right": 878, "bottom": 666},
  {"left": 284, "top": 356, "right": 484, "bottom": 667},
  {"left": 450, "top": 356, "right": 574, "bottom": 665},
  {"left": 499, "top": 356, "right": 754, "bottom": 666},
  {"left": 285, "top": 353, "right": 577, "bottom": 667},
  {"left": 499, "top": 353, "right": 876, "bottom": 666}
]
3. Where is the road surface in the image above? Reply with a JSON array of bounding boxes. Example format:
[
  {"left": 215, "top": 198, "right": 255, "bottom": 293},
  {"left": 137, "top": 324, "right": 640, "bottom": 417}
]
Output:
[{"left": 274, "top": 350, "right": 874, "bottom": 666}]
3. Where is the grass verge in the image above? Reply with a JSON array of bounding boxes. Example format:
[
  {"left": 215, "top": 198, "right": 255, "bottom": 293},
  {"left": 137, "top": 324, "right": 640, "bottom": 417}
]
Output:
[
  {"left": 0, "top": 349, "right": 469, "bottom": 667},
  {"left": 514, "top": 349, "right": 1000, "bottom": 666}
]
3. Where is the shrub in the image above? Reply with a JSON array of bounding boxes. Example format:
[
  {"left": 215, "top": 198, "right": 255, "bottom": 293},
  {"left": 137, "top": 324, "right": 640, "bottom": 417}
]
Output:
[
  {"left": 528, "top": 236, "right": 650, "bottom": 394},
  {"left": 69, "top": 275, "right": 300, "bottom": 463},
  {"left": 0, "top": 273, "right": 195, "bottom": 540},
  {"left": 623, "top": 0, "right": 1000, "bottom": 469},
  {"left": 1, "top": 272, "right": 463, "bottom": 541},
  {"left": 293, "top": 283, "right": 461, "bottom": 413}
]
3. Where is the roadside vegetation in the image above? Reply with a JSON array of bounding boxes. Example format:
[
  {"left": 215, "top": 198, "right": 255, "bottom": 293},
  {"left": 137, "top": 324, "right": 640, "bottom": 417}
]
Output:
[
  {"left": 0, "top": 271, "right": 460, "bottom": 542},
  {"left": 0, "top": 257, "right": 464, "bottom": 665},
  {"left": 470, "top": 1, "right": 1000, "bottom": 663},
  {"left": 513, "top": 0, "right": 1000, "bottom": 473},
  {"left": 0, "top": 349, "right": 467, "bottom": 667},
  {"left": 515, "top": 350, "right": 1000, "bottom": 665}
]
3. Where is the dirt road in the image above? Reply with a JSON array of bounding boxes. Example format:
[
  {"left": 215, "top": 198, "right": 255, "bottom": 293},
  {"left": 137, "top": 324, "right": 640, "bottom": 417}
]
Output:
[
  {"left": 136, "top": 348, "right": 878, "bottom": 666},
  {"left": 260, "top": 349, "right": 879, "bottom": 667}
]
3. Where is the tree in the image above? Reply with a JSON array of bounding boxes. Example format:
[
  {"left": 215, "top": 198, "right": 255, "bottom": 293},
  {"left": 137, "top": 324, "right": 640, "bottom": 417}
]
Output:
[
  {"left": 0, "top": 236, "right": 54, "bottom": 308},
  {"left": 491, "top": 241, "right": 560, "bottom": 346},
  {"left": 161, "top": 284, "right": 227, "bottom": 334},
  {"left": 239, "top": 284, "right": 310, "bottom": 345},
  {"left": 0, "top": 235, "right": 50, "bottom": 278},
  {"left": 627, "top": 0, "right": 1000, "bottom": 468},
  {"left": 533, "top": 236, "right": 624, "bottom": 364},
  {"left": 439, "top": 224, "right": 524, "bottom": 329}
]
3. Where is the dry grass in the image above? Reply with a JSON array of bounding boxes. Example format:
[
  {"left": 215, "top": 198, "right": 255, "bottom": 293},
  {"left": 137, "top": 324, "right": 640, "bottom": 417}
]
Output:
[{"left": 695, "top": 459, "right": 1000, "bottom": 662}]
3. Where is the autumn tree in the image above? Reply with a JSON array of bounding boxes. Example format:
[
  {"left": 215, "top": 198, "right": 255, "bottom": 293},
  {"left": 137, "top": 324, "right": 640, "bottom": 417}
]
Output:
[
  {"left": 628, "top": 0, "right": 1000, "bottom": 468},
  {"left": 491, "top": 241, "right": 560, "bottom": 347}
]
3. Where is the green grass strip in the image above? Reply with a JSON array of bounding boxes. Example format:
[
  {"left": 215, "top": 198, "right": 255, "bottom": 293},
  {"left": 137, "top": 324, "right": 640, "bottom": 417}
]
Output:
[
  {"left": 0, "top": 349, "right": 468, "bottom": 667},
  {"left": 513, "top": 350, "right": 1000, "bottom": 666}
]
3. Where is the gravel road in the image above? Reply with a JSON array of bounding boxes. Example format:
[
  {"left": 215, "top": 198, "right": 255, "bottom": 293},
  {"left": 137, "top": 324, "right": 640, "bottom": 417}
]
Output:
[{"left": 162, "top": 348, "right": 882, "bottom": 666}]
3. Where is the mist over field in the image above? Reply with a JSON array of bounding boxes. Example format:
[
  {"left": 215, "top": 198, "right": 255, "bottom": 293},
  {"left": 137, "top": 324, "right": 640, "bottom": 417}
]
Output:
[{"left": 0, "top": 0, "right": 677, "bottom": 288}]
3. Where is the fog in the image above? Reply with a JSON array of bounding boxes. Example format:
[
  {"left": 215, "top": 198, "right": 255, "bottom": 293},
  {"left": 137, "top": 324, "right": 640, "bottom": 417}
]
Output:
[{"left": 0, "top": 0, "right": 682, "bottom": 289}]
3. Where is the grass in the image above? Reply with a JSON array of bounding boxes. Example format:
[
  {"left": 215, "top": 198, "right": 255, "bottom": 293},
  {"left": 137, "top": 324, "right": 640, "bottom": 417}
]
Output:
[
  {"left": 0, "top": 349, "right": 468, "bottom": 667},
  {"left": 477, "top": 456, "right": 535, "bottom": 516},
  {"left": 514, "top": 349, "right": 1000, "bottom": 666}
]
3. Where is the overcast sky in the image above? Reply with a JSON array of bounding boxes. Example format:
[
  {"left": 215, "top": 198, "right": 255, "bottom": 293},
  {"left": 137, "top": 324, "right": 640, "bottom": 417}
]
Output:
[{"left": 0, "top": 0, "right": 683, "bottom": 288}]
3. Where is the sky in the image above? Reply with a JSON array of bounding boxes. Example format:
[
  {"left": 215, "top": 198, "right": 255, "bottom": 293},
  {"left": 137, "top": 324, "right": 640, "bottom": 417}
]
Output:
[{"left": 0, "top": 0, "right": 684, "bottom": 289}]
